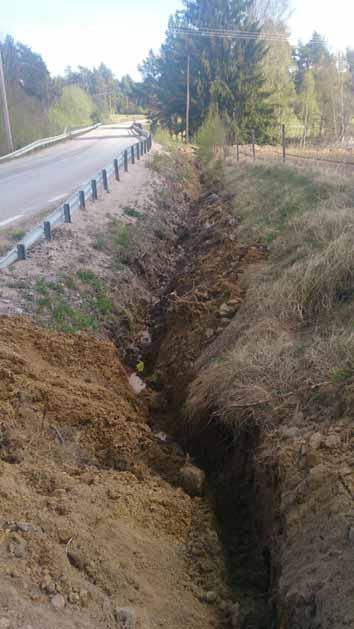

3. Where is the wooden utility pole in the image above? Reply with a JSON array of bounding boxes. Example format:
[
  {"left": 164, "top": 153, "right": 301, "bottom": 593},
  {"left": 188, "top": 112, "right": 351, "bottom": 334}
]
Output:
[
  {"left": 186, "top": 55, "right": 190, "bottom": 143},
  {"left": 0, "top": 45, "right": 14, "bottom": 153},
  {"left": 282, "top": 124, "right": 286, "bottom": 162}
]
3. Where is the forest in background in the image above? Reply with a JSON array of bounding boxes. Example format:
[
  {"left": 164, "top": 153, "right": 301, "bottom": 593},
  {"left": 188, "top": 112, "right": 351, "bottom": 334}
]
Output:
[
  {"left": 2, "top": 0, "right": 354, "bottom": 155},
  {"left": 139, "top": 0, "right": 354, "bottom": 144},
  {"left": 0, "top": 36, "right": 145, "bottom": 155}
]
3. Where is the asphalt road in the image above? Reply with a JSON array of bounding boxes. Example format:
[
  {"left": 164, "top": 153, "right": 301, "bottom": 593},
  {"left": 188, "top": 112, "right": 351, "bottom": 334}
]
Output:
[{"left": 0, "top": 124, "right": 138, "bottom": 228}]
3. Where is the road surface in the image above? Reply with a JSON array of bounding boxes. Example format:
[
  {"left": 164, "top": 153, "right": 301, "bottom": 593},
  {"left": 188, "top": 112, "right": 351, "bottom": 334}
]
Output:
[{"left": 0, "top": 124, "right": 138, "bottom": 229}]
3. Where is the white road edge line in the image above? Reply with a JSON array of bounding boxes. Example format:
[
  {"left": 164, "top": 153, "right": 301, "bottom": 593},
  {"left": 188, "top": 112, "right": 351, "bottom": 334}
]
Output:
[
  {"left": 0, "top": 214, "right": 25, "bottom": 228},
  {"left": 48, "top": 194, "right": 67, "bottom": 203}
]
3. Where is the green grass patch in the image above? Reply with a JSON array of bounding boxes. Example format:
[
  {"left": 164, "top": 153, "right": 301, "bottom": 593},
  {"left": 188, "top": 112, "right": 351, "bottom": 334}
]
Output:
[
  {"left": 123, "top": 207, "right": 143, "bottom": 219},
  {"left": 10, "top": 229, "right": 26, "bottom": 242},
  {"left": 30, "top": 272, "right": 114, "bottom": 333},
  {"left": 331, "top": 367, "right": 354, "bottom": 384}
]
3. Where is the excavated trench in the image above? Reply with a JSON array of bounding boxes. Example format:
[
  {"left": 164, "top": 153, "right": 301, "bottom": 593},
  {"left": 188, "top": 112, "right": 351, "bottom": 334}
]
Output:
[{"left": 119, "top": 182, "right": 276, "bottom": 629}]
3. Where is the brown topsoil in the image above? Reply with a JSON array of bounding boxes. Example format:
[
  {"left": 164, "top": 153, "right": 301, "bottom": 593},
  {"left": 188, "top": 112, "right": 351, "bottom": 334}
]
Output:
[{"left": 0, "top": 316, "right": 229, "bottom": 629}]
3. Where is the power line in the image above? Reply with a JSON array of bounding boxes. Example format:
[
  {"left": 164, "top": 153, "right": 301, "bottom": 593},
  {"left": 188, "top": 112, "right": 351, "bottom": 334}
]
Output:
[{"left": 172, "top": 26, "right": 325, "bottom": 46}]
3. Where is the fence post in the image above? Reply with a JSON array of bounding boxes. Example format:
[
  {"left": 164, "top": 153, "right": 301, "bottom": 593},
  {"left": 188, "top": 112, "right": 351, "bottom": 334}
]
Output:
[
  {"left": 44, "top": 221, "right": 52, "bottom": 241},
  {"left": 236, "top": 142, "right": 240, "bottom": 162},
  {"left": 64, "top": 203, "right": 71, "bottom": 223},
  {"left": 124, "top": 150, "right": 128, "bottom": 172},
  {"left": 251, "top": 129, "right": 256, "bottom": 160},
  {"left": 79, "top": 190, "right": 86, "bottom": 209},
  {"left": 102, "top": 169, "right": 109, "bottom": 192},
  {"left": 137, "top": 143, "right": 140, "bottom": 160},
  {"left": 131, "top": 145, "right": 135, "bottom": 165},
  {"left": 144, "top": 140, "right": 147, "bottom": 154},
  {"left": 282, "top": 124, "right": 286, "bottom": 162},
  {"left": 17, "top": 243, "right": 26, "bottom": 261},
  {"left": 91, "top": 179, "right": 98, "bottom": 201},
  {"left": 114, "top": 158, "right": 120, "bottom": 181}
]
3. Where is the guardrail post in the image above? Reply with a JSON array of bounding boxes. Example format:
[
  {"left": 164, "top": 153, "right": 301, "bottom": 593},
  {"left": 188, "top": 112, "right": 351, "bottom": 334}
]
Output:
[
  {"left": 79, "top": 190, "right": 86, "bottom": 209},
  {"left": 131, "top": 145, "right": 135, "bottom": 165},
  {"left": 114, "top": 158, "right": 120, "bottom": 181},
  {"left": 91, "top": 179, "right": 98, "bottom": 201},
  {"left": 124, "top": 150, "right": 128, "bottom": 172},
  {"left": 144, "top": 140, "right": 147, "bottom": 154},
  {"left": 251, "top": 129, "right": 256, "bottom": 160},
  {"left": 64, "top": 203, "right": 71, "bottom": 223},
  {"left": 102, "top": 169, "right": 109, "bottom": 192},
  {"left": 140, "top": 141, "right": 144, "bottom": 156},
  {"left": 17, "top": 243, "right": 26, "bottom": 261},
  {"left": 282, "top": 124, "right": 286, "bottom": 162},
  {"left": 137, "top": 143, "right": 140, "bottom": 160},
  {"left": 44, "top": 221, "right": 52, "bottom": 241}
]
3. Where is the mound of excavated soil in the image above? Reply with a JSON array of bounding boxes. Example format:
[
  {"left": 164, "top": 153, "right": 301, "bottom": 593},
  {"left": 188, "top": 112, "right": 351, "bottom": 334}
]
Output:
[{"left": 0, "top": 316, "right": 228, "bottom": 629}]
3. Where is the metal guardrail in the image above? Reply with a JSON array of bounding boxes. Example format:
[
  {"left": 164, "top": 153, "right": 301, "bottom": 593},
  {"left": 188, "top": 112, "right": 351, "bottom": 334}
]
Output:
[
  {"left": 0, "top": 123, "right": 102, "bottom": 163},
  {"left": 0, "top": 133, "right": 152, "bottom": 269}
]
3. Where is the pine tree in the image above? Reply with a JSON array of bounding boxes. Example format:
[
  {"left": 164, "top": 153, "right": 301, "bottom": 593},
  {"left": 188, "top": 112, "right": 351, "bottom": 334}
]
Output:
[{"left": 140, "top": 0, "right": 274, "bottom": 140}]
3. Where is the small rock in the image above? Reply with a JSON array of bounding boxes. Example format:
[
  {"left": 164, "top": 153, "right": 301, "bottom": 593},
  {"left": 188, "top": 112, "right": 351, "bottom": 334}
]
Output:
[
  {"left": 16, "top": 522, "right": 34, "bottom": 534},
  {"left": 202, "top": 591, "right": 217, "bottom": 604},
  {"left": 206, "top": 193, "right": 219, "bottom": 205},
  {"left": 79, "top": 589, "right": 89, "bottom": 607},
  {"left": 279, "top": 426, "right": 299, "bottom": 439},
  {"left": 51, "top": 594, "right": 66, "bottom": 610},
  {"left": 107, "top": 487, "right": 120, "bottom": 500},
  {"left": 179, "top": 462, "right": 205, "bottom": 497},
  {"left": 205, "top": 328, "right": 214, "bottom": 340},
  {"left": 57, "top": 527, "right": 72, "bottom": 544},
  {"left": 41, "top": 576, "right": 56, "bottom": 594},
  {"left": 325, "top": 434, "right": 341, "bottom": 449},
  {"left": 219, "top": 301, "right": 241, "bottom": 319},
  {"left": 0, "top": 619, "right": 11, "bottom": 629},
  {"left": 230, "top": 602, "right": 241, "bottom": 628},
  {"left": 309, "top": 433, "right": 322, "bottom": 450},
  {"left": 68, "top": 592, "right": 80, "bottom": 605},
  {"left": 114, "top": 607, "right": 137, "bottom": 628},
  {"left": 8, "top": 539, "right": 26, "bottom": 559}
]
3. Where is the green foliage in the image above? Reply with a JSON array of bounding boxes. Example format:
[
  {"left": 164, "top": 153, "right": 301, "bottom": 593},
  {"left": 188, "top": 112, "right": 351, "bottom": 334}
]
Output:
[
  {"left": 195, "top": 109, "right": 226, "bottom": 162},
  {"left": 30, "top": 273, "right": 113, "bottom": 333},
  {"left": 331, "top": 368, "right": 354, "bottom": 384},
  {"left": 140, "top": 0, "right": 273, "bottom": 139},
  {"left": 10, "top": 229, "right": 26, "bottom": 242},
  {"left": 49, "top": 86, "right": 94, "bottom": 132},
  {"left": 123, "top": 207, "right": 143, "bottom": 219}
]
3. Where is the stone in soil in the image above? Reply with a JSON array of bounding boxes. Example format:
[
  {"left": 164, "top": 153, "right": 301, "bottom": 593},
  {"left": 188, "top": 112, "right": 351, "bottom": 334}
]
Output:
[{"left": 179, "top": 462, "right": 206, "bottom": 497}]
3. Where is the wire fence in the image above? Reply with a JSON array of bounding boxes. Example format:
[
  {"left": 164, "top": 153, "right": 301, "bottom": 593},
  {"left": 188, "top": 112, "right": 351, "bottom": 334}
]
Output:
[{"left": 219, "top": 127, "right": 354, "bottom": 176}]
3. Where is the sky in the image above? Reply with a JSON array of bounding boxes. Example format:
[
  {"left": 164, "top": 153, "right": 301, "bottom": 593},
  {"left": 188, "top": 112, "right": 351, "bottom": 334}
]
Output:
[{"left": 1, "top": 0, "right": 354, "bottom": 80}]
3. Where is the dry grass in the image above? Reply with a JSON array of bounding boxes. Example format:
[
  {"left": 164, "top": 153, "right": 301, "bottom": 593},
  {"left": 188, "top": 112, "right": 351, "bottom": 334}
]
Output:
[{"left": 187, "top": 159, "right": 354, "bottom": 430}]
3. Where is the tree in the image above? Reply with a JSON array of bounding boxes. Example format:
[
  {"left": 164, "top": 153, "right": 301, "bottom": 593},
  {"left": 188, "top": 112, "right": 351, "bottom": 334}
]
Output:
[
  {"left": 48, "top": 85, "right": 95, "bottom": 132},
  {"left": 261, "top": 21, "right": 297, "bottom": 129},
  {"left": 140, "top": 0, "right": 274, "bottom": 141}
]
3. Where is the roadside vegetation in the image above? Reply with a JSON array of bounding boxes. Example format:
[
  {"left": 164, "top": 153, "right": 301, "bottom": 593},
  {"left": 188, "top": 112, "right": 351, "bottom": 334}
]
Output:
[
  {"left": 24, "top": 271, "right": 113, "bottom": 333},
  {"left": 0, "top": 37, "right": 146, "bottom": 154},
  {"left": 187, "top": 157, "right": 354, "bottom": 429}
]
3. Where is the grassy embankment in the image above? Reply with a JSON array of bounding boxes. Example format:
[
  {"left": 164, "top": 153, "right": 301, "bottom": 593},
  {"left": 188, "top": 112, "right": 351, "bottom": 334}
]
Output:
[{"left": 187, "top": 159, "right": 354, "bottom": 430}]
